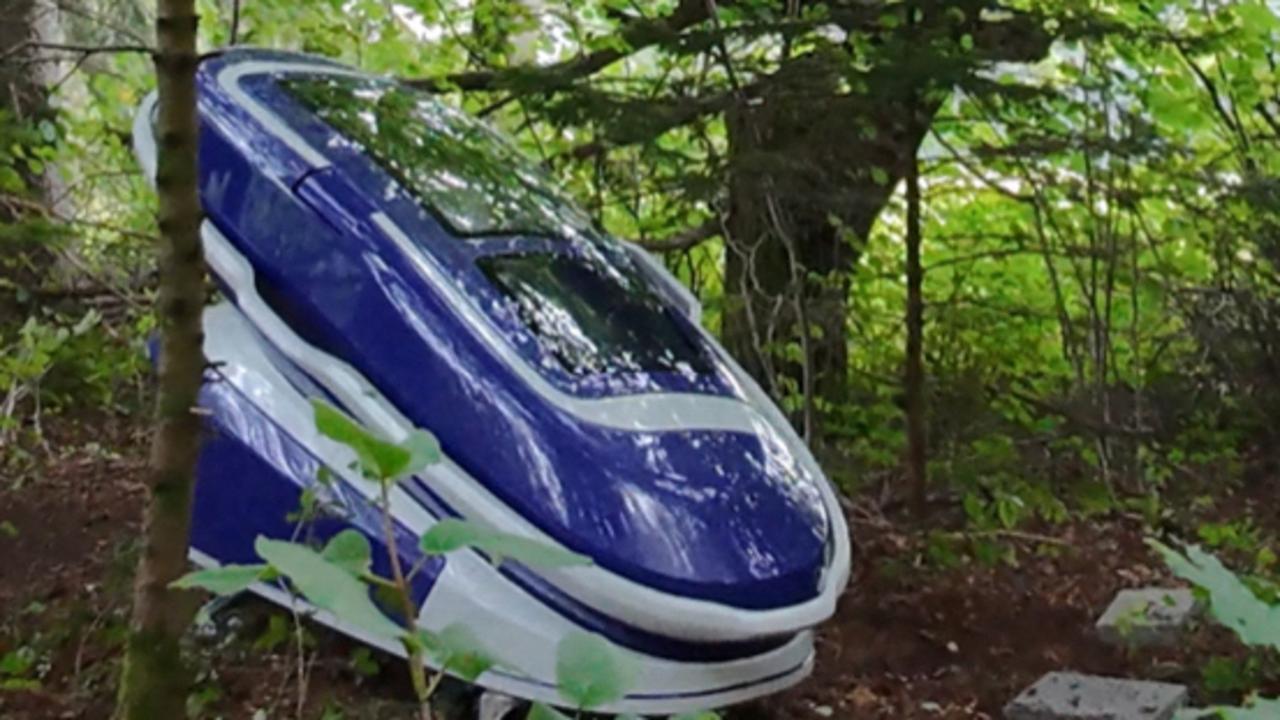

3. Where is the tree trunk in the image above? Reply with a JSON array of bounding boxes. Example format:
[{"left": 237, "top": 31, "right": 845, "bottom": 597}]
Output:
[
  {"left": 904, "top": 121, "right": 927, "bottom": 516},
  {"left": 114, "top": 1, "right": 205, "bottom": 718},
  {"left": 0, "top": 0, "right": 65, "bottom": 320},
  {"left": 722, "top": 55, "right": 929, "bottom": 438}
]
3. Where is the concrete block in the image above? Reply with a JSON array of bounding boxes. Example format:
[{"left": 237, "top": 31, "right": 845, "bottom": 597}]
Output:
[
  {"left": 1004, "top": 672, "right": 1188, "bottom": 720},
  {"left": 1096, "top": 588, "right": 1199, "bottom": 647}
]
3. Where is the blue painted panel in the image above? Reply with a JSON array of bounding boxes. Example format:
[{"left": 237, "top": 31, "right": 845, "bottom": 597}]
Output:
[
  {"left": 193, "top": 369, "right": 442, "bottom": 610},
  {"left": 190, "top": 49, "right": 831, "bottom": 609}
]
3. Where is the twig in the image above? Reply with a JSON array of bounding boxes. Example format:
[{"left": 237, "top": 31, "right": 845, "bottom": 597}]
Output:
[
  {"left": 945, "top": 528, "right": 1072, "bottom": 547},
  {"left": 635, "top": 220, "right": 720, "bottom": 252},
  {"left": 0, "top": 40, "right": 153, "bottom": 64},
  {"left": 230, "top": 0, "right": 242, "bottom": 45}
]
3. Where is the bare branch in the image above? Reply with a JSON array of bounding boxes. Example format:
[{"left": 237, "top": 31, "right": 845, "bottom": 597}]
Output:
[
  {"left": 403, "top": 0, "right": 710, "bottom": 93},
  {"left": 0, "top": 40, "right": 153, "bottom": 64},
  {"left": 635, "top": 219, "right": 720, "bottom": 252}
]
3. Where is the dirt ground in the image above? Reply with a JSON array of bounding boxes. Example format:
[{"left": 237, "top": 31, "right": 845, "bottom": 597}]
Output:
[{"left": 0, "top": 413, "right": 1273, "bottom": 719}]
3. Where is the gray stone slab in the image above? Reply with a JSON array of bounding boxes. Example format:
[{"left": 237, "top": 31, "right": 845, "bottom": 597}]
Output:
[
  {"left": 1004, "top": 672, "right": 1188, "bottom": 720},
  {"left": 477, "top": 691, "right": 522, "bottom": 720},
  {"left": 1096, "top": 588, "right": 1199, "bottom": 648}
]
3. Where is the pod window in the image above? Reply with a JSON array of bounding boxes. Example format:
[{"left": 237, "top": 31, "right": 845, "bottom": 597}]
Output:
[
  {"left": 280, "top": 74, "right": 590, "bottom": 238},
  {"left": 477, "top": 252, "right": 710, "bottom": 377}
]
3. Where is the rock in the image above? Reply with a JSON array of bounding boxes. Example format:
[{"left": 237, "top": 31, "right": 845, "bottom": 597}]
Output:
[
  {"left": 1096, "top": 588, "right": 1199, "bottom": 648},
  {"left": 477, "top": 691, "right": 523, "bottom": 720},
  {"left": 1003, "top": 671, "right": 1188, "bottom": 720}
]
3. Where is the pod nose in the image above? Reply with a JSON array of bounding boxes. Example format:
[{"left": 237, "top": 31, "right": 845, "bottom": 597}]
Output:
[{"left": 558, "top": 426, "right": 831, "bottom": 609}]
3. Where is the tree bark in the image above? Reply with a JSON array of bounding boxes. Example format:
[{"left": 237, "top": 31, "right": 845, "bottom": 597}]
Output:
[
  {"left": 722, "top": 54, "right": 930, "bottom": 436},
  {"left": 719, "top": 2, "right": 1049, "bottom": 439},
  {"left": 114, "top": 1, "right": 205, "bottom": 718},
  {"left": 0, "top": 0, "right": 65, "bottom": 320},
  {"left": 904, "top": 115, "right": 927, "bottom": 516}
]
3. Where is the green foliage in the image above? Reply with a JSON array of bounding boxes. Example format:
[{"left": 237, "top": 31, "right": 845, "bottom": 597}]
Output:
[
  {"left": 1150, "top": 540, "right": 1280, "bottom": 648},
  {"left": 555, "top": 630, "right": 637, "bottom": 710},
  {"left": 347, "top": 647, "right": 380, "bottom": 678},
  {"left": 321, "top": 529, "right": 374, "bottom": 577},
  {"left": 413, "top": 623, "right": 498, "bottom": 682},
  {"left": 254, "top": 536, "right": 403, "bottom": 640},
  {"left": 0, "top": 645, "right": 42, "bottom": 691},
  {"left": 253, "top": 614, "right": 293, "bottom": 653},
  {"left": 527, "top": 703, "right": 572, "bottom": 720},
  {"left": 312, "top": 399, "right": 439, "bottom": 482},
  {"left": 1178, "top": 696, "right": 1280, "bottom": 719},
  {"left": 1154, "top": 539, "right": 1280, "bottom": 715},
  {"left": 170, "top": 564, "right": 268, "bottom": 596},
  {"left": 419, "top": 518, "right": 592, "bottom": 568}
]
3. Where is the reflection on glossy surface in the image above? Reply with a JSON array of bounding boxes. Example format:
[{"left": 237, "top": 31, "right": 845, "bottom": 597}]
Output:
[
  {"left": 479, "top": 252, "right": 710, "bottom": 377},
  {"left": 281, "top": 75, "right": 591, "bottom": 238}
]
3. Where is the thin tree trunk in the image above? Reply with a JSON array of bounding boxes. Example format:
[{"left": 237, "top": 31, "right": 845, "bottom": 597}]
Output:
[
  {"left": 0, "top": 0, "right": 65, "bottom": 320},
  {"left": 904, "top": 125, "right": 927, "bottom": 517},
  {"left": 114, "top": 1, "right": 205, "bottom": 718}
]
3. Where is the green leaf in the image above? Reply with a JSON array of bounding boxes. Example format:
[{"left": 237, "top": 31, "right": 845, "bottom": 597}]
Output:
[
  {"left": 171, "top": 564, "right": 267, "bottom": 595},
  {"left": 670, "top": 712, "right": 721, "bottom": 720},
  {"left": 554, "top": 631, "right": 636, "bottom": 710},
  {"left": 1149, "top": 540, "right": 1280, "bottom": 649},
  {"left": 420, "top": 623, "right": 498, "bottom": 682},
  {"left": 419, "top": 519, "right": 592, "bottom": 568},
  {"left": 312, "top": 399, "right": 411, "bottom": 480},
  {"left": 402, "top": 429, "right": 442, "bottom": 471},
  {"left": 255, "top": 536, "right": 401, "bottom": 640},
  {"left": 322, "top": 530, "right": 373, "bottom": 577},
  {"left": 0, "top": 647, "right": 35, "bottom": 677},
  {"left": 526, "top": 703, "right": 572, "bottom": 720},
  {"left": 1178, "top": 696, "right": 1280, "bottom": 719}
]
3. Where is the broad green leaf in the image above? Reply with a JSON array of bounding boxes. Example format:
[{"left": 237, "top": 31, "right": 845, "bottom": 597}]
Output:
[
  {"left": 255, "top": 536, "right": 401, "bottom": 640},
  {"left": 312, "top": 399, "right": 441, "bottom": 481},
  {"left": 402, "top": 429, "right": 442, "bottom": 471},
  {"left": 554, "top": 631, "right": 636, "bottom": 710},
  {"left": 312, "top": 399, "right": 411, "bottom": 480},
  {"left": 1178, "top": 696, "right": 1280, "bottom": 719},
  {"left": 420, "top": 622, "right": 498, "bottom": 682},
  {"left": 526, "top": 703, "right": 571, "bottom": 720},
  {"left": 322, "top": 529, "right": 373, "bottom": 577},
  {"left": 1149, "top": 540, "right": 1280, "bottom": 648},
  {"left": 171, "top": 564, "right": 267, "bottom": 595},
  {"left": 419, "top": 518, "right": 591, "bottom": 568},
  {"left": 671, "top": 712, "right": 721, "bottom": 720}
]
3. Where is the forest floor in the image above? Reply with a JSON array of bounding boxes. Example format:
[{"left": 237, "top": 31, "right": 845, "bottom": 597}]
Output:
[{"left": 0, "top": 412, "right": 1275, "bottom": 719}]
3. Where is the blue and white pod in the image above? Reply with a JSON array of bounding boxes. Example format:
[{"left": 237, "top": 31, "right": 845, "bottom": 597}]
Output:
[{"left": 134, "top": 49, "right": 851, "bottom": 714}]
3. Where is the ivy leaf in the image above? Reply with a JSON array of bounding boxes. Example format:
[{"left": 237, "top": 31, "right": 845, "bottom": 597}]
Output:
[
  {"left": 419, "top": 518, "right": 592, "bottom": 568},
  {"left": 255, "top": 536, "right": 401, "bottom": 640},
  {"left": 171, "top": 564, "right": 267, "bottom": 595},
  {"left": 321, "top": 529, "right": 373, "bottom": 577},
  {"left": 554, "top": 631, "right": 636, "bottom": 710},
  {"left": 1149, "top": 540, "right": 1280, "bottom": 648},
  {"left": 312, "top": 399, "right": 411, "bottom": 481}
]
